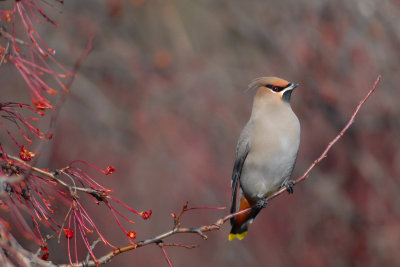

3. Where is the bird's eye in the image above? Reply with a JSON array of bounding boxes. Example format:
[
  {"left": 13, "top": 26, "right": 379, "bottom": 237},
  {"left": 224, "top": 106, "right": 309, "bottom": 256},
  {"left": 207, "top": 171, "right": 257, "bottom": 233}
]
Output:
[{"left": 266, "top": 84, "right": 283, "bottom": 92}]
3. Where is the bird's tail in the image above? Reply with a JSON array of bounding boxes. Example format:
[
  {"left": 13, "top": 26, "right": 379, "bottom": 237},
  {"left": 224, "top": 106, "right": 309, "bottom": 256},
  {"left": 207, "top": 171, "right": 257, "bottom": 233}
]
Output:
[{"left": 229, "top": 195, "right": 261, "bottom": 241}]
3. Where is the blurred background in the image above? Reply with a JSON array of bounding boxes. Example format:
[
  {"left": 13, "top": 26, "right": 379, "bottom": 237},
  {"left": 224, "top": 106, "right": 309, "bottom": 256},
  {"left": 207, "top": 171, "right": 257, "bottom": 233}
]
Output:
[{"left": 1, "top": 0, "right": 400, "bottom": 266}]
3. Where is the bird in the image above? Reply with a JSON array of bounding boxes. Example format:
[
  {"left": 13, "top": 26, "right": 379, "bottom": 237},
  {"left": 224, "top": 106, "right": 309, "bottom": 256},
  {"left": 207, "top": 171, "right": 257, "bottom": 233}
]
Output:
[{"left": 229, "top": 76, "right": 301, "bottom": 241}]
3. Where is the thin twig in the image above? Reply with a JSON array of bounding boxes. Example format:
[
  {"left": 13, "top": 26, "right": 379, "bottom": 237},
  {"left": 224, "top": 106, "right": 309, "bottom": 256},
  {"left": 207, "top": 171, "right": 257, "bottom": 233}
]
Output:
[
  {"left": 0, "top": 41, "right": 9, "bottom": 67},
  {"left": 158, "top": 242, "right": 198, "bottom": 249},
  {"left": 4, "top": 154, "right": 107, "bottom": 196},
  {"left": 0, "top": 222, "right": 56, "bottom": 267},
  {"left": 0, "top": 27, "right": 28, "bottom": 45},
  {"left": 158, "top": 243, "right": 174, "bottom": 267},
  {"left": 35, "top": 235, "right": 54, "bottom": 256},
  {"left": 173, "top": 201, "right": 188, "bottom": 228},
  {"left": 85, "top": 239, "right": 102, "bottom": 263}
]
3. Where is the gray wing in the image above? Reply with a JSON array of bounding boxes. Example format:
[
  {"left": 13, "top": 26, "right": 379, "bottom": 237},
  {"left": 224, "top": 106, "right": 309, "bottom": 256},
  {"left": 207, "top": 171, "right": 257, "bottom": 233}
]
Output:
[{"left": 230, "top": 120, "right": 252, "bottom": 215}]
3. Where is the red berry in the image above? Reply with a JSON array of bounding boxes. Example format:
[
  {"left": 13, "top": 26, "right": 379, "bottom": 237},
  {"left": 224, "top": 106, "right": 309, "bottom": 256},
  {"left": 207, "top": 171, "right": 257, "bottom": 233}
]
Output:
[
  {"left": 105, "top": 166, "right": 115, "bottom": 175},
  {"left": 127, "top": 231, "right": 136, "bottom": 239},
  {"left": 63, "top": 228, "right": 74, "bottom": 239},
  {"left": 141, "top": 210, "right": 152, "bottom": 220}
]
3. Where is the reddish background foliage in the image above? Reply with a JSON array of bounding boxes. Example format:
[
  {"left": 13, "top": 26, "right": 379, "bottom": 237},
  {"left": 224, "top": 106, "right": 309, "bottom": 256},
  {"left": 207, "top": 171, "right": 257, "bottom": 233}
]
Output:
[{"left": 1, "top": 0, "right": 400, "bottom": 266}]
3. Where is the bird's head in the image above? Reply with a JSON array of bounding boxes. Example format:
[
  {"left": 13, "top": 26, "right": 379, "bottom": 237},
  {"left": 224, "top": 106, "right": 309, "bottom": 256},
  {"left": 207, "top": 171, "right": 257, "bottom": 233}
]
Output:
[{"left": 249, "top": 77, "right": 299, "bottom": 103}]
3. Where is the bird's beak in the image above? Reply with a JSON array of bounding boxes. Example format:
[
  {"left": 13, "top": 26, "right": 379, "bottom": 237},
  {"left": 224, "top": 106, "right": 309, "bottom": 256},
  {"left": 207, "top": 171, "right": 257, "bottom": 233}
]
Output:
[
  {"left": 278, "top": 83, "right": 299, "bottom": 101},
  {"left": 288, "top": 83, "right": 299, "bottom": 90},
  {"left": 279, "top": 83, "right": 299, "bottom": 95}
]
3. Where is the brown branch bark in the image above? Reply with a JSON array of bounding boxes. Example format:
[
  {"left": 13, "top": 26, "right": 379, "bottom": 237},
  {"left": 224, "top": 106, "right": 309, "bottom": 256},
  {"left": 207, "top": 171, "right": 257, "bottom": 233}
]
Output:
[
  {"left": 0, "top": 222, "right": 56, "bottom": 267},
  {"left": 57, "top": 75, "right": 381, "bottom": 266}
]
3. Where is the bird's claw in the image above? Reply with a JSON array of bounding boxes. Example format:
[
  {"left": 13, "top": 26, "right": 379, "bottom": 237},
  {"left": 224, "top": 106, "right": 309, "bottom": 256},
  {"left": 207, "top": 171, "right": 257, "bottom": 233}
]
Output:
[
  {"left": 256, "top": 198, "right": 267, "bottom": 208},
  {"left": 283, "top": 180, "right": 296, "bottom": 194}
]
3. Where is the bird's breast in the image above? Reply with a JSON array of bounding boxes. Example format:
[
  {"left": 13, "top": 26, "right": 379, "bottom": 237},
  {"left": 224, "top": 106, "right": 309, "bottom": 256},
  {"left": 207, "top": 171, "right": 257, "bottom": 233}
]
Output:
[{"left": 240, "top": 110, "right": 300, "bottom": 200}]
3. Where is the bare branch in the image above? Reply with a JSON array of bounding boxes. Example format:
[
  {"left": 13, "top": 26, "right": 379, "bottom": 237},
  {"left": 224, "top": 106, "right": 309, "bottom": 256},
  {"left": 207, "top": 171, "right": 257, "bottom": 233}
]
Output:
[
  {"left": 0, "top": 27, "right": 28, "bottom": 45},
  {"left": 85, "top": 239, "right": 102, "bottom": 263},
  {"left": 158, "top": 242, "right": 198, "bottom": 249},
  {"left": 0, "top": 222, "right": 56, "bottom": 267},
  {"left": 3, "top": 154, "right": 107, "bottom": 197},
  {"left": 0, "top": 41, "right": 9, "bottom": 67},
  {"left": 35, "top": 235, "right": 54, "bottom": 257}
]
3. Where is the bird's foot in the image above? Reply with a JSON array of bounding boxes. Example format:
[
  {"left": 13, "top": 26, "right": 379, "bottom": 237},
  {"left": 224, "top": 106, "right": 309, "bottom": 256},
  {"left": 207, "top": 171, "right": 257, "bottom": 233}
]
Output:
[
  {"left": 256, "top": 198, "right": 267, "bottom": 209},
  {"left": 282, "top": 180, "right": 296, "bottom": 194}
]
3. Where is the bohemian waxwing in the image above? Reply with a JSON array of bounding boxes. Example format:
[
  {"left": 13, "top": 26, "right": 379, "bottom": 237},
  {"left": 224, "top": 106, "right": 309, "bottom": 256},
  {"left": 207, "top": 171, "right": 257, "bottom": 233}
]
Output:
[{"left": 229, "top": 77, "right": 300, "bottom": 241}]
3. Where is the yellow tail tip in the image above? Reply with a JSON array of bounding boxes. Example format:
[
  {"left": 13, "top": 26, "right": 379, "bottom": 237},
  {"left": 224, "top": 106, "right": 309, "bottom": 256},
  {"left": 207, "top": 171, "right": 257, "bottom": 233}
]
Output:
[{"left": 228, "top": 232, "right": 248, "bottom": 241}]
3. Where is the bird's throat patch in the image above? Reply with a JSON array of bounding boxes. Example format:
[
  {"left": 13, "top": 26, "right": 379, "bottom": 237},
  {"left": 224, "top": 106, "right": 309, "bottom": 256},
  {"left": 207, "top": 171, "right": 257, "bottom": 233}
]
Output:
[{"left": 282, "top": 89, "right": 293, "bottom": 103}]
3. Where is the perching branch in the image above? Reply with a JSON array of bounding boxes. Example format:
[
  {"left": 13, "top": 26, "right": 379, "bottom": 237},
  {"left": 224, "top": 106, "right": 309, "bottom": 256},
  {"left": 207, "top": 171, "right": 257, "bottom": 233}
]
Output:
[
  {"left": 58, "top": 75, "right": 381, "bottom": 267},
  {"left": 59, "top": 203, "right": 228, "bottom": 267}
]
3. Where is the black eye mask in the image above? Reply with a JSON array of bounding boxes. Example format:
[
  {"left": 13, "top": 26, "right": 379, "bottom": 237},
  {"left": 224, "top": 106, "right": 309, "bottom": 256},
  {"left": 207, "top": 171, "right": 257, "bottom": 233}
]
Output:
[{"left": 265, "top": 83, "right": 292, "bottom": 92}]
